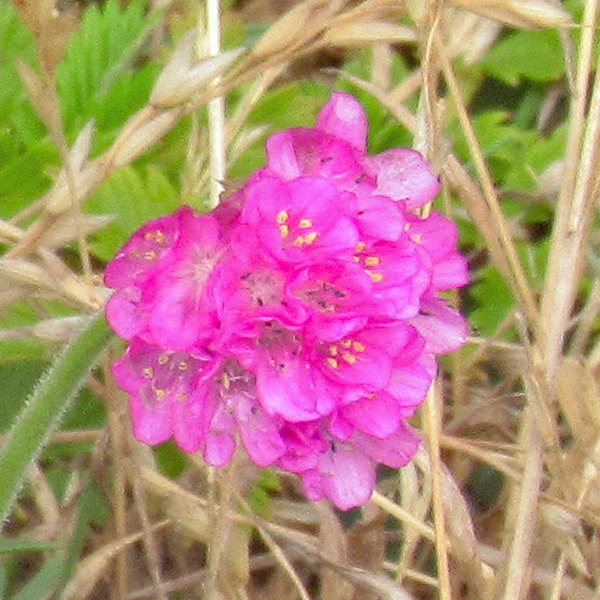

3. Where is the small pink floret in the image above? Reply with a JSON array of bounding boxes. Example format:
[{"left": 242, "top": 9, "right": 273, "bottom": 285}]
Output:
[{"left": 105, "top": 92, "right": 468, "bottom": 510}]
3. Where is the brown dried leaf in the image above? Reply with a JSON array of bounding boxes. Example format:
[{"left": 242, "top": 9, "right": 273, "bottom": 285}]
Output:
[
  {"left": 556, "top": 358, "right": 600, "bottom": 445},
  {"left": 62, "top": 530, "right": 144, "bottom": 600},
  {"left": 414, "top": 448, "right": 489, "bottom": 598},
  {"left": 316, "top": 502, "right": 354, "bottom": 600},
  {"left": 16, "top": 60, "right": 62, "bottom": 134},
  {"left": 451, "top": 0, "right": 572, "bottom": 29},
  {"left": 324, "top": 22, "right": 415, "bottom": 46}
]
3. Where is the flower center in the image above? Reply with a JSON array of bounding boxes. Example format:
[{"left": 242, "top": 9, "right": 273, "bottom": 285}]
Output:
[
  {"left": 277, "top": 210, "right": 320, "bottom": 247},
  {"left": 352, "top": 241, "right": 384, "bottom": 282},
  {"left": 324, "top": 337, "right": 366, "bottom": 369}
]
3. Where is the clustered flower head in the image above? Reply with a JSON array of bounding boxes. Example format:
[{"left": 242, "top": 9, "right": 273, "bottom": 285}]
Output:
[{"left": 105, "top": 92, "right": 468, "bottom": 510}]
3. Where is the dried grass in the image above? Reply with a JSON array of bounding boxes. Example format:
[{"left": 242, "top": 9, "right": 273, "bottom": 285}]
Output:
[{"left": 2, "top": 0, "right": 600, "bottom": 598}]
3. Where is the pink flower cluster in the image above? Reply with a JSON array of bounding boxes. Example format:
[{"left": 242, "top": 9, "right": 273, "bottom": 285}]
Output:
[{"left": 105, "top": 93, "right": 468, "bottom": 510}]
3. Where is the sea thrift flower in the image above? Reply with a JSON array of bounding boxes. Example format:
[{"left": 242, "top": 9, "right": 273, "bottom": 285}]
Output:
[{"left": 105, "top": 92, "right": 469, "bottom": 510}]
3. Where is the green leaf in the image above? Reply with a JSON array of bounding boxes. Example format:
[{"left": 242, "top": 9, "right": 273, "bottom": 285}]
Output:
[
  {"left": 57, "top": 0, "right": 161, "bottom": 137},
  {"left": 482, "top": 30, "right": 564, "bottom": 85},
  {"left": 0, "top": 538, "right": 57, "bottom": 555},
  {"left": 9, "top": 554, "right": 64, "bottom": 600},
  {"left": 0, "top": 314, "right": 114, "bottom": 527},
  {"left": 470, "top": 267, "right": 514, "bottom": 337}
]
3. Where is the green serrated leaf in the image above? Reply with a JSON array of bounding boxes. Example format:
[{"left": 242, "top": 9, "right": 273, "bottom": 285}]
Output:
[
  {"left": 57, "top": 0, "right": 161, "bottom": 136},
  {"left": 0, "top": 314, "right": 114, "bottom": 527},
  {"left": 482, "top": 30, "right": 564, "bottom": 85}
]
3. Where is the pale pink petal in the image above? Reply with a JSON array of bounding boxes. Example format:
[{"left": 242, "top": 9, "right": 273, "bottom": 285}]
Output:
[
  {"left": 316, "top": 91, "right": 368, "bottom": 152},
  {"left": 353, "top": 424, "right": 420, "bottom": 468},
  {"left": 411, "top": 297, "right": 469, "bottom": 354},
  {"left": 317, "top": 445, "right": 375, "bottom": 510},
  {"left": 365, "top": 148, "right": 440, "bottom": 210}
]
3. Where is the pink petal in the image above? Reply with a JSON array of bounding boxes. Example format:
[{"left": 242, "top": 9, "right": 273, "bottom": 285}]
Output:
[
  {"left": 353, "top": 424, "right": 420, "bottom": 468},
  {"left": 128, "top": 392, "right": 172, "bottom": 446},
  {"left": 411, "top": 297, "right": 469, "bottom": 354},
  {"left": 105, "top": 287, "right": 144, "bottom": 340},
  {"left": 318, "top": 445, "right": 375, "bottom": 510},
  {"left": 235, "top": 395, "right": 286, "bottom": 466},
  {"left": 431, "top": 254, "right": 469, "bottom": 291},
  {"left": 316, "top": 91, "right": 368, "bottom": 152},
  {"left": 204, "top": 431, "right": 236, "bottom": 467},
  {"left": 264, "top": 131, "right": 302, "bottom": 180},
  {"left": 341, "top": 392, "right": 401, "bottom": 439},
  {"left": 365, "top": 148, "right": 440, "bottom": 210}
]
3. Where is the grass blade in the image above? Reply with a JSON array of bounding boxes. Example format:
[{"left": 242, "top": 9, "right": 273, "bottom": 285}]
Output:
[{"left": 0, "top": 313, "right": 114, "bottom": 528}]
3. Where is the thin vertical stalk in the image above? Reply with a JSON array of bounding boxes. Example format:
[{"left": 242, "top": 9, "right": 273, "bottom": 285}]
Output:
[{"left": 206, "top": 0, "right": 226, "bottom": 209}]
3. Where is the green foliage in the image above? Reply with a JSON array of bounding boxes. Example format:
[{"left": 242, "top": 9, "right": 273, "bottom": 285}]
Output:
[
  {"left": 56, "top": 0, "right": 162, "bottom": 137},
  {"left": 482, "top": 29, "right": 564, "bottom": 85},
  {"left": 0, "top": 314, "right": 113, "bottom": 526}
]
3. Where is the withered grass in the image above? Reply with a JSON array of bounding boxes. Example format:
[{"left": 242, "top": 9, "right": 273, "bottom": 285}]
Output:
[{"left": 1, "top": 0, "right": 599, "bottom": 598}]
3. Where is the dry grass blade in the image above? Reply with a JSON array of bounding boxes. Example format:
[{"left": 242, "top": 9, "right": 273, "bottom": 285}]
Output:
[
  {"left": 62, "top": 525, "right": 168, "bottom": 600},
  {"left": 451, "top": 0, "right": 573, "bottom": 28}
]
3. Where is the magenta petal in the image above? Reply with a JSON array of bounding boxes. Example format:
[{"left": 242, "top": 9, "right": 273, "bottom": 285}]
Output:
[
  {"left": 431, "top": 254, "right": 469, "bottom": 291},
  {"left": 387, "top": 360, "right": 435, "bottom": 411},
  {"left": 317, "top": 445, "right": 375, "bottom": 510},
  {"left": 128, "top": 392, "right": 172, "bottom": 446},
  {"left": 204, "top": 431, "right": 236, "bottom": 466},
  {"left": 301, "top": 470, "right": 325, "bottom": 502},
  {"left": 365, "top": 148, "right": 440, "bottom": 210},
  {"left": 105, "top": 287, "right": 144, "bottom": 340},
  {"left": 256, "top": 360, "right": 320, "bottom": 421},
  {"left": 104, "top": 213, "right": 179, "bottom": 288},
  {"left": 341, "top": 392, "right": 400, "bottom": 439},
  {"left": 235, "top": 395, "right": 286, "bottom": 466},
  {"left": 147, "top": 279, "right": 203, "bottom": 351},
  {"left": 265, "top": 131, "right": 302, "bottom": 180},
  {"left": 316, "top": 91, "right": 368, "bottom": 152},
  {"left": 353, "top": 424, "right": 420, "bottom": 468},
  {"left": 352, "top": 194, "right": 405, "bottom": 241},
  {"left": 411, "top": 297, "right": 469, "bottom": 354},
  {"left": 172, "top": 393, "right": 211, "bottom": 453}
]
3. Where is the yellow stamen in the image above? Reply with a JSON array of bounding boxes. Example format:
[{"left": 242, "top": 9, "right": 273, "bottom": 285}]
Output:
[
  {"left": 277, "top": 210, "right": 289, "bottom": 224},
  {"left": 364, "top": 256, "right": 380, "bottom": 266},
  {"left": 412, "top": 234, "right": 423, "bottom": 244},
  {"left": 178, "top": 361, "right": 189, "bottom": 371},
  {"left": 221, "top": 372, "right": 231, "bottom": 389},
  {"left": 327, "top": 357, "right": 339, "bottom": 369},
  {"left": 355, "top": 241, "right": 366, "bottom": 252},
  {"left": 176, "top": 393, "right": 188, "bottom": 401},
  {"left": 143, "top": 367, "right": 154, "bottom": 378},
  {"left": 298, "top": 218, "right": 313, "bottom": 229},
  {"left": 293, "top": 236, "right": 305, "bottom": 246},
  {"left": 158, "top": 354, "right": 169, "bottom": 365},
  {"left": 342, "top": 352, "right": 357, "bottom": 364},
  {"left": 368, "top": 272, "right": 384, "bottom": 282},
  {"left": 144, "top": 250, "right": 157, "bottom": 261},
  {"left": 303, "top": 232, "right": 318, "bottom": 245},
  {"left": 352, "top": 341, "right": 366, "bottom": 352},
  {"left": 329, "top": 345, "right": 338, "bottom": 356},
  {"left": 279, "top": 225, "right": 289, "bottom": 237},
  {"left": 340, "top": 339, "right": 352, "bottom": 348},
  {"left": 155, "top": 389, "right": 167, "bottom": 400},
  {"left": 351, "top": 256, "right": 360, "bottom": 262}
]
